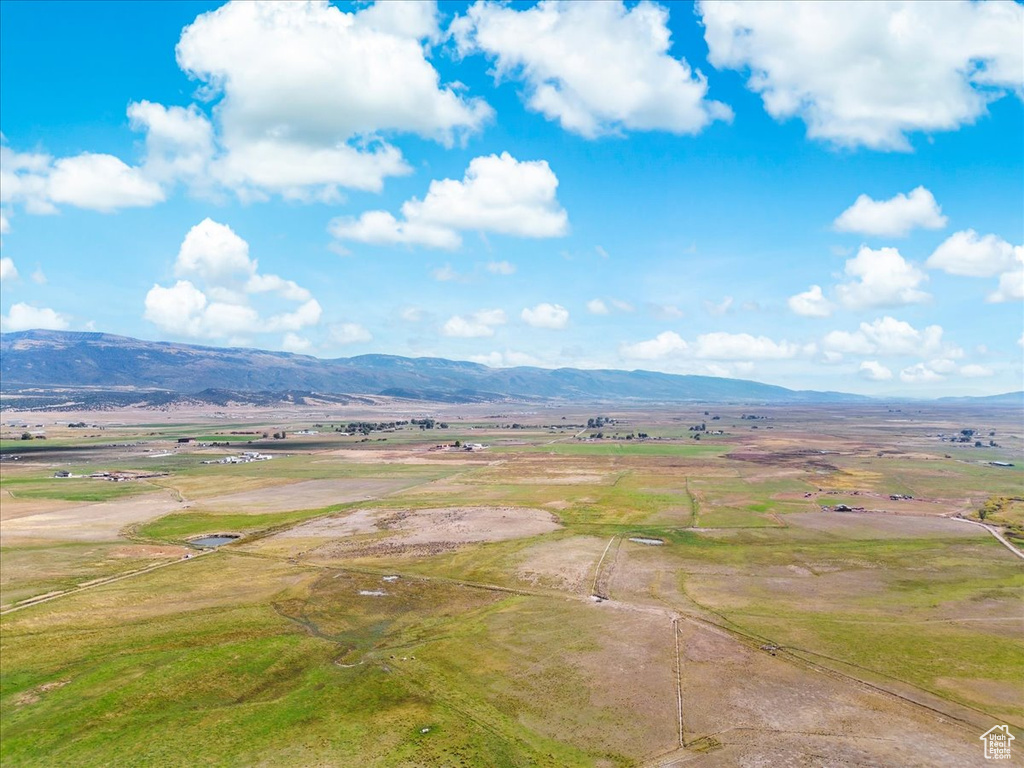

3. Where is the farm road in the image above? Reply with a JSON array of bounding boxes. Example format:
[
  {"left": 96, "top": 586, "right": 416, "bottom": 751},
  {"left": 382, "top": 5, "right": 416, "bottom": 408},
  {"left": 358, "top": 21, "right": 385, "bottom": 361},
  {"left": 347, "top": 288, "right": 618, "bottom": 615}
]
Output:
[{"left": 950, "top": 516, "right": 1024, "bottom": 560}]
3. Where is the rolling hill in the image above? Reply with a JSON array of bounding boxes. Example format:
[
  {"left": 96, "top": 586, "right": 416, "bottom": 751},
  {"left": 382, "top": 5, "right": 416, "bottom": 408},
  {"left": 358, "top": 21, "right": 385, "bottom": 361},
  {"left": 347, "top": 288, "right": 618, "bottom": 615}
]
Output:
[{"left": 0, "top": 329, "right": 963, "bottom": 406}]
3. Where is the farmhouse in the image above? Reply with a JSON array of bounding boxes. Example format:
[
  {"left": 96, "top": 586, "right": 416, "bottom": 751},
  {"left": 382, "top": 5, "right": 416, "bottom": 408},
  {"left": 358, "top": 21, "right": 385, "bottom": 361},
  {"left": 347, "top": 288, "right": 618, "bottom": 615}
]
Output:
[{"left": 201, "top": 451, "right": 273, "bottom": 465}]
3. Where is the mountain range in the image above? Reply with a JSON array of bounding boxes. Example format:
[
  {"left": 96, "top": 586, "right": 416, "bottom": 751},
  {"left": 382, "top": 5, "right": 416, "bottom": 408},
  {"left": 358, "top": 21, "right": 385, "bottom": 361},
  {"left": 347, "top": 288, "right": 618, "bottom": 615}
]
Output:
[{"left": 1, "top": 330, "right": 1019, "bottom": 407}]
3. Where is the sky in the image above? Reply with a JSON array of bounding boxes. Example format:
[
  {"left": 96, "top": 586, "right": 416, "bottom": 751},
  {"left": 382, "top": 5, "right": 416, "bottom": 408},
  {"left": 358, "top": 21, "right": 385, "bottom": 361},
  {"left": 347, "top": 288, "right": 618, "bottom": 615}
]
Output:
[{"left": 0, "top": 0, "right": 1022, "bottom": 397}]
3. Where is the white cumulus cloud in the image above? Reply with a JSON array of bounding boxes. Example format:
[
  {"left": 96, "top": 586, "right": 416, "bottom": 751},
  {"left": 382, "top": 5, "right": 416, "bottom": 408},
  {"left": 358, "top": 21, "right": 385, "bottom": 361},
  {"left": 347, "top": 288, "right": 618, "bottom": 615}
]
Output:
[
  {"left": 959, "top": 364, "right": 994, "bottom": 378},
  {"left": 693, "top": 332, "right": 802, "bottom": 360},
  {"left": 619, "top": 331, "right": 688, "bottom": 360},
  {"left": 330, "top": 153, "right": 568, "bottom": 249},
  {"left": 900, "top": 362, "right": 945, "bottom": 383},
  {"left": 0, "top": 257, "right": 18, "bottom": 282},
  {"left": 586, "top": 299, "right": 610, "bottom": 315},
  {"left": 144, "top": 219, "right": 321, "bottom": 339},
  {"left": 1, "top": 147, "right": 164, "bottom": 214},
  {"left": 452, "top": 0, "right": 731, "bottom": 138},
  {"left": 927, "top": 358, "right": 958, "bottom": 374},
  {"left": 700, "top": 0, "right": 1024, "bottom": 150},
  {"left": 859, "top": 360, "right": 893, "bottom": 381},
  {"left": 442, "top": 308, "right": 507, "bottom": 338},
  {"left": 127, "top": 100, "right": 215, "bottom": 191},
  {"left": 0, "top": 148, "right": 55, "bottom": 214},
  {"left": 1, "top": 302, "right": 70, "bottom": 332},
  {"left": 47, "top": 153, "right": 165, "bottom": 212},
  {"left": 281, "top": 333, "right": 312, "bottom": 353},
  {"left": 926, "top": 231, "right": 1024, "bottom": 304},
  {"left": 175, "top": 218, "right": 254, "bottom": 284},
  {"left": 987, "top": 259, "right": 1024, "bottom": 303},
  {"left": 822, "top": 330, "right": 875, "bottom": 356},
  {"left": 834, "top": 187, "right": 947, "bottom": 237},
  {"left": 835, "top": 246, "right": 929, "bottom": 310},
  {"left": 330, "top": 323, "right": 372, "bottom": 345},
  {"left": 173, "top": 0, "right": 490, "bottom": 200},
  {"left": 927, "top": 230, "right": 1021, "bottom": 277},
  {"left": 823, "top": 316, "right": 952, "bottom": 359},
  {"left": 788, "top": 284, "right": 834, "bottom": 318},
  {"left": 521, "top": 302, "right": 569, "bottom": 329}
]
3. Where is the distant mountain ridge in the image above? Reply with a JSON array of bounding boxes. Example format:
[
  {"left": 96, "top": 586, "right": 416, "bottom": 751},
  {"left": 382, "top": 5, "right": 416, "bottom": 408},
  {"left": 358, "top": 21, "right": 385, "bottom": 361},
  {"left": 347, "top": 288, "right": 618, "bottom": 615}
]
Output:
[{"left": 0, "top": 329, "right": 1012, "bottom": 405}]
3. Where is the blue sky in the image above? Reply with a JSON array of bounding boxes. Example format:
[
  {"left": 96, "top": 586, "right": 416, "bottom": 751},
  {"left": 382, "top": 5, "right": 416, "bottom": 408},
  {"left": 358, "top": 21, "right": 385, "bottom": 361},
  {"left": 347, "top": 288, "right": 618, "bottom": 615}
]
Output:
[{"left": 1, "top": 0, "right": 1021, "bottom": 396}]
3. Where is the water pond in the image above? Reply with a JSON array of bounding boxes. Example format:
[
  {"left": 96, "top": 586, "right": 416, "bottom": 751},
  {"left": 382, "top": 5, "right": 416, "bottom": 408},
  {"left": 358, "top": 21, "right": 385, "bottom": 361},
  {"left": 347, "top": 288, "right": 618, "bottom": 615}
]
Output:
[
  {"left": 628, "top": 536, "right": 664, "bottom": 546},
  {"left": 190, "top": 535, "right": 240, "bottom": 548}
]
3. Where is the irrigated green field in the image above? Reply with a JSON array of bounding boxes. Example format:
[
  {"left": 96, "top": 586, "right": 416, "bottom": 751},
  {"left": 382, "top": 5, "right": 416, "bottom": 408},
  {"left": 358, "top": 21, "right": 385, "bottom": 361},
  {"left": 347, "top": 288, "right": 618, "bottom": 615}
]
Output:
[{"left": 1, "top": 403, "right": 1021, "bottom": 765}]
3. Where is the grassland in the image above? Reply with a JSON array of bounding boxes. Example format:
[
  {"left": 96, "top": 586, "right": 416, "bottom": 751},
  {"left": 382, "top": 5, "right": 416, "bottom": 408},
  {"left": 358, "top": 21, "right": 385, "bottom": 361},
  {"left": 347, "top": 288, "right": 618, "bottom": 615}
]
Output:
[{"left": 1, "top": 402, "right": 1021, "bottom": 765}]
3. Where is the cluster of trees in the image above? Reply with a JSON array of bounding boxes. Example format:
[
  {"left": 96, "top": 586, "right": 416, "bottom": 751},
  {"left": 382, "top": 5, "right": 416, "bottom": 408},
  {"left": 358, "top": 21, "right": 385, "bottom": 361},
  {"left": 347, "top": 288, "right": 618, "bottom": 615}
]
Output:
[
  {"left": 586, "top": 416, "right": 614, "bottom": 429},
  {"left": 411, "top": 418, "right": 449, "bottom": 430},
  {"left": 977, "top": 495, "right": 1021, "bottom": 521},
  {"left": 336, "top": 420, "right": 409, "bottom": 435},
  {"left": 954, "top": 429, "right": 998, "bottom": 447}
]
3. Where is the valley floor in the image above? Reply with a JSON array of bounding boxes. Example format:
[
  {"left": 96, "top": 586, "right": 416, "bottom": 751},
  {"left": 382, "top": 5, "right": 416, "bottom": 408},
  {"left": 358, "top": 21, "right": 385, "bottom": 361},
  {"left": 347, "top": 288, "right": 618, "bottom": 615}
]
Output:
[{"left": 1, "top": 402, "right": 1021, "bottom": 766}]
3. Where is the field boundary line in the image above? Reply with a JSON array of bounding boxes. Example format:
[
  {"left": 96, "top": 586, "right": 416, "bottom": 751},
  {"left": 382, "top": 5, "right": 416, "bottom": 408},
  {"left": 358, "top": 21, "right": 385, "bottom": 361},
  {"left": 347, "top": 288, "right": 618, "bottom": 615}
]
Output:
[
  {"left": 673, "top": 618, "right": 685, "bottom": 748},
  {"left": 666, "top": 607, "right": 994, "bottom": 735},
  {"left": 949, "top": 516, "right": 1024, "bottom": 560},
  {"left": 591, "top": 535, "right": 617, "bottom": 596},
  {"left": 0, "top": 550, "right": 215, "bottom": 615}
]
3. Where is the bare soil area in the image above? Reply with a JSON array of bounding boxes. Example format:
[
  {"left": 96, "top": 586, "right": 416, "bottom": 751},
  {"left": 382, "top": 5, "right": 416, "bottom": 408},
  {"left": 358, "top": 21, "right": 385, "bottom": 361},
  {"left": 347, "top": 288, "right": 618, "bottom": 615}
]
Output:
[
  {"left": 515, "top": 535, "right": 609, "bottom": 593},
  {"left": 190, "top": 478, "right": 412, "bottom": 513},
  {"left": 0, "top": 492, "right": 186, "bottom": 542},
  {"left": 786, "top": 511, "right": 989, "bottom": 539},
  {"left": 674, "top": 619, "right": 984, "bottom": 767},
  {"left": 0, "top": 491, "right": 77, "bottom": 521},
  {"left": 275, "top": 505, "right": 561, "bottom": 556},
  {"left": 317, "top": 448, "right": 490, "bottom": 465}
]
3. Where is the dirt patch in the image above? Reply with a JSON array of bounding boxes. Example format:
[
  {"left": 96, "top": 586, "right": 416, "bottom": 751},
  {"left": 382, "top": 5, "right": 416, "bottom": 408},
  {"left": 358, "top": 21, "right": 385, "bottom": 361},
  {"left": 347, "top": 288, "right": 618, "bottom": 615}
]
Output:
[
  {"left": 726, "top": 449, "right": 840, "bottom": 472},
  {"left": 786, "top": 511, "right": 988, "bottom": 540},
  {"left": 0, "top": 491, "right": 76, "bottom": 521},
  {"left": 275, "top": 508, "right": 382, "bottom": 539},
  {"left": 675, "top": 619, "right": 984, "bottom": 766},
  {"left": 516, "top": 536, "right": 609, "bottom": 593},
  {"left": 193, "top": 478, "right": 412, "bottom": 514},
  {"left": 318, "top": 448, "right": 487, "bottom": 465},
  {"left": 0, "top": 492, "right": 186, "bottom": 542},
  {"left": 275, "top": 505, "right": 561, "bottom": 557},
  {"left": 13, "top": 679, "right": 70, "bottom": 707}
]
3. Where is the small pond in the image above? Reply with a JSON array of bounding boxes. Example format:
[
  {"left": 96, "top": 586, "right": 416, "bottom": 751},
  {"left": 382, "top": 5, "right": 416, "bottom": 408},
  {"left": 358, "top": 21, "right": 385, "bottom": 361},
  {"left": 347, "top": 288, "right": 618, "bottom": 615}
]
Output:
[{"left": 191, "top": 535, "right": 240, "bottom": 548}]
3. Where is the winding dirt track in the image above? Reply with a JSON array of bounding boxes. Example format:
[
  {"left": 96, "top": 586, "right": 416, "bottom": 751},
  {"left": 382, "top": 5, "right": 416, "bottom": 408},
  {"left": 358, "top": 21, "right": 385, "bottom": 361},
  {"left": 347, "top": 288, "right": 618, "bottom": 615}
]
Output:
[{"left": 950, "top": 516, "right": 1024, "bottom": 560}]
